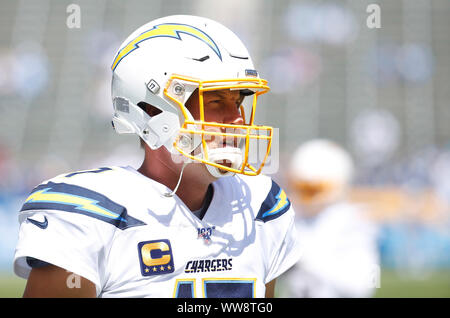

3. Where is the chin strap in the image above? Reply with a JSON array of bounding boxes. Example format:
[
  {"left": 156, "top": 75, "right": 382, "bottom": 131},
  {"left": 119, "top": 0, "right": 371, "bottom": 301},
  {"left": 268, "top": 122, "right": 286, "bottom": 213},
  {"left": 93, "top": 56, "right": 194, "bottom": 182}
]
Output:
[
  {"left": 164, "top": 161, "right": 189, "bottom": 197},
  {"left": 163, "top": 145, "right": 244, "bottom": 198}
]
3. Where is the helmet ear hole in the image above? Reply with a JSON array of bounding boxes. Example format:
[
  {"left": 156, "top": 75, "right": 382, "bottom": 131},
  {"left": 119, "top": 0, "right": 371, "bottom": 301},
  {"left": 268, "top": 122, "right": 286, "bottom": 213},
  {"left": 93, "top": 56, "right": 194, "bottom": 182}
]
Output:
[{"left": 137, "top": 102, "right": 163, "bottom": 117}]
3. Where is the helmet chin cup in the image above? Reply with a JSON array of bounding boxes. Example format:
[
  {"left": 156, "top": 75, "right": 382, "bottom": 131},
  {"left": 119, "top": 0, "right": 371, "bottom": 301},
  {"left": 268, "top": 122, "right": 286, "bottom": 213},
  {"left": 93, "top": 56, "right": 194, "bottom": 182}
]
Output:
[{"left": 204, "top": 147, "right": 243, "bottom": 178}]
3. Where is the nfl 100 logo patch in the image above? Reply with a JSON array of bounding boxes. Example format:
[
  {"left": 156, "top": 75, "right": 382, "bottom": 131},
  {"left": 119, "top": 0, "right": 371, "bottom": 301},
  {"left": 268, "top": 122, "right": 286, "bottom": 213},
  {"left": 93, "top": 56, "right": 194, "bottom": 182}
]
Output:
[{"left": 138, "top": 239, "right": 175, "bottom": 276}]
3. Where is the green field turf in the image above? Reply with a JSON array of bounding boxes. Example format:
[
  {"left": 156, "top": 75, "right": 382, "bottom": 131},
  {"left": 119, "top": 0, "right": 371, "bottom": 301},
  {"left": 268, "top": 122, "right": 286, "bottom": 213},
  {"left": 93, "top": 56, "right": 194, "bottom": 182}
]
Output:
[
  {"left": 0, "top": 274, "right": 26, "bottom": 298},
  {"left": 374, "top": 270, "right": 450, "bottom": 298},
  {"left": 0, "top": 269, "right": 449, "bottom": 298}
]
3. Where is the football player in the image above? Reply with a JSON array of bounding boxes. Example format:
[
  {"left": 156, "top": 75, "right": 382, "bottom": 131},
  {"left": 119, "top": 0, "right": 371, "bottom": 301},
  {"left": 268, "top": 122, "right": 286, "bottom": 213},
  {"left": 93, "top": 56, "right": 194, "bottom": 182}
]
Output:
[
  {"left": 14, "top": 15, "right": 301, "bottom": 298},
  {"left": 279, "top": 139, "right": 379, "bottom": 298}
]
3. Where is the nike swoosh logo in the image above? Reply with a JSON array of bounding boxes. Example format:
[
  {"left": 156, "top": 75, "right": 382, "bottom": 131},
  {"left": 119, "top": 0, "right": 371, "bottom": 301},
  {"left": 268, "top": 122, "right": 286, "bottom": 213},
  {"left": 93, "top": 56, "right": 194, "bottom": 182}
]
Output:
[{"left": 27, "top": 216, "right": 48, "bottom": 229}]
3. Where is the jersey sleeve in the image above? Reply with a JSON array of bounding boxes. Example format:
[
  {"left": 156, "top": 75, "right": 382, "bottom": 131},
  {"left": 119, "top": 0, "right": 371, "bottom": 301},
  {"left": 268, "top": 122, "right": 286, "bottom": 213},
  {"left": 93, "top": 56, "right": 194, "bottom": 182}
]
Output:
[
  {"left": 255, "top": 178, "right": 302, "bottom": 284},
  {"left": 264, "top": 207, "right": 302, "bottom": 284},
  {"left": 12, "top": 180, "right": 128, "bottom": 296},
  {"left": 14, "top": 210, "right": 109, "bottom": 295}
]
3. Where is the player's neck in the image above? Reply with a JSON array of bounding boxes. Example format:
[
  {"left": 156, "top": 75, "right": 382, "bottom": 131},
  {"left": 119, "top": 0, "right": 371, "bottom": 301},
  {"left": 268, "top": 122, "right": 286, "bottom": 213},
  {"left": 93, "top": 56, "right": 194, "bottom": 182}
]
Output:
[
  {"left": 175, "top": 172, "right": 212, "bottom": 212},
  {"left": 138, "top": 147, "right": 214, "bottom": 211}
]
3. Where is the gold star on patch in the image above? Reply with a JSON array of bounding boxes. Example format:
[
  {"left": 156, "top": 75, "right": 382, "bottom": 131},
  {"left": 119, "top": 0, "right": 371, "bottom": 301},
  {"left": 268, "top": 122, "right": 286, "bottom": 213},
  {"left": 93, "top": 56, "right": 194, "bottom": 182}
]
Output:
[
  {"left": 167, "top": 265, "right": 172, "bottom": 270},
  {"left": 145, "top": 268, "right": 149, "bottom": 273},
  {"left": 160, "top": 266, "right": 165, "bottom": 271},
  {"left": 152, "top": 267, "right": 157, "bottom": 272}
]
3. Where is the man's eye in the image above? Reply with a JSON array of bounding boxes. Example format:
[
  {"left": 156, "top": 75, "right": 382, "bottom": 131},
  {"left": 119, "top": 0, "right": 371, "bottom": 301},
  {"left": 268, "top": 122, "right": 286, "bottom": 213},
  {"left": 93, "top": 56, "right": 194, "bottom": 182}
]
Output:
[{"left": 205, "top": 100, "right": 222, "bottom": 109}]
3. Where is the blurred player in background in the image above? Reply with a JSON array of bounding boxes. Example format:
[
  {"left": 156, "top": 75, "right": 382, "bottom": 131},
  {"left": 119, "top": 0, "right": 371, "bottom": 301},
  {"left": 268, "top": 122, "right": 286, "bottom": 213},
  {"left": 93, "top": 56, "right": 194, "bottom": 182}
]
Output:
[
  {"left": 279, "top": 139, "right": 379, "bottom": 298},
  {"left": 13, "top": 15, "right": 301, "bottom": 298}
]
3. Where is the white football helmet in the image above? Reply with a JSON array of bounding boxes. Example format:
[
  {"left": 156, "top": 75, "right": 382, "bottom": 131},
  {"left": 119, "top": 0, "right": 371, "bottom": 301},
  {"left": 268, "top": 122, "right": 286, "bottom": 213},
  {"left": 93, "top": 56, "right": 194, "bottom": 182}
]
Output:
[
  {"left": 111, "top": 15, "right": 272, "bottom": 177},
  {"left": 289, "top": 139, "right": 354, "bottom": 205}
]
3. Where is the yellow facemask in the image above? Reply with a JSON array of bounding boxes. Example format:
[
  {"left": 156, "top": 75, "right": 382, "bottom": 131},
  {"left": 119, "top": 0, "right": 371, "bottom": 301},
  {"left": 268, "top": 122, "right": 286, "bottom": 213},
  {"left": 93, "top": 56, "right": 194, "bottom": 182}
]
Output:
[{"left": 164, "top": 74, "right": 273, "bottom": 176}]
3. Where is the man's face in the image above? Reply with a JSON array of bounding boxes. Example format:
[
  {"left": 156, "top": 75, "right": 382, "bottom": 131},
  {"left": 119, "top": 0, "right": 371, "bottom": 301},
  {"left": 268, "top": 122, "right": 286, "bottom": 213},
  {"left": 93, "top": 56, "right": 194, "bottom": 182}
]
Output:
[
  {"left": 186, "top": 89, "right": 244, "bottom": 124},
  {"left": 185, "top": 89, "right": 246, "bottom": 150}
]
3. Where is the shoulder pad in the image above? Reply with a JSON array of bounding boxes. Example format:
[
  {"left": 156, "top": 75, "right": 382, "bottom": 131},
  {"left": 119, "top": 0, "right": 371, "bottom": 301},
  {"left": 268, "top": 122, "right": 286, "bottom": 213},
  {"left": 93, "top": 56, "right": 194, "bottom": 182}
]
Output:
[
  {"left": 20, "top": 181, "right": 145, "bottom": 230},
  {"left": 255, "top": 179, "right": 291, "bottom": 223}
]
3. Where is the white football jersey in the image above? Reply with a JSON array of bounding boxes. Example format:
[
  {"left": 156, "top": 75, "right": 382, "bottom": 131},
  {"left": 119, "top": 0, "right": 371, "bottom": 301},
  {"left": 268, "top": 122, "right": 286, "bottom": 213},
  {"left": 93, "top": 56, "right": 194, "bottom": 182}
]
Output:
[
  {"left": 279, "top": 202, "right": 379, "bottom": 298},
  {"left": 14, "top": 166, "right": 301, "bottom": 298}
]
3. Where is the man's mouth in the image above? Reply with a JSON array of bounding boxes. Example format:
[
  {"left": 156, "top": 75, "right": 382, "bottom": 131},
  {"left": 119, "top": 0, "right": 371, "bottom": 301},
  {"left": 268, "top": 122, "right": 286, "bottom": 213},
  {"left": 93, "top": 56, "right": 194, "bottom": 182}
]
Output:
[
  {"left": 216, "top": 159, "right": 233, "bottom": 174},
  {"left": 217, "top": 159, "right": 232, "bottom": 168},
  {"left": 222, "top": 141, "right": 235, "bottom": 148}
]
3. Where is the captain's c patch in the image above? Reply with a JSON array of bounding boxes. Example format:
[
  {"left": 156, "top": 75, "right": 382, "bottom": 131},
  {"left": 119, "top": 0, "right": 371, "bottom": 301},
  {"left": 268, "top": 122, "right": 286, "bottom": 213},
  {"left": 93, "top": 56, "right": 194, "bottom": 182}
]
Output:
[
  {"left": 255, "top": 180, "right": 291, "bottom": 223},
  {"left": 138, "top": 239, "right": 175, "bottom": 276}
]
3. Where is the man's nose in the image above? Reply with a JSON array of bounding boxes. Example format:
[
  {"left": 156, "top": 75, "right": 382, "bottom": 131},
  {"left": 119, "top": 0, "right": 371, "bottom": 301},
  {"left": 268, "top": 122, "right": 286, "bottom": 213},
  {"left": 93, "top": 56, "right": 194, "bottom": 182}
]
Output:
[{"left": 224, "top": 103, "right": 244, "bottom": 126}]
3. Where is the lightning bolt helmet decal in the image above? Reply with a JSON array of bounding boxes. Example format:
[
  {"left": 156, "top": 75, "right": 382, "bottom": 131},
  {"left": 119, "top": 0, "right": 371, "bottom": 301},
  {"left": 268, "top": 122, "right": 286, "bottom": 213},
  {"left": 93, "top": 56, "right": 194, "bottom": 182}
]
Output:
[{"left": 111, "top": 23, "right": 222, "bottom": 71}]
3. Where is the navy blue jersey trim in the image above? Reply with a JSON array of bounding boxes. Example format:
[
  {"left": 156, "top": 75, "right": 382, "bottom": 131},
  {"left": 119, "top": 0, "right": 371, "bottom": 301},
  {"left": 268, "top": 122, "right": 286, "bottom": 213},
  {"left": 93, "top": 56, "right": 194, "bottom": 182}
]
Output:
[
  {"left": 26, "top": 257, "right": 51, "bottom": 268},
  {"left": 255, "top": 180, "right": 291, "bottom": 223},
  {"left": 21, "top": 182, "right": 146, "bottom": 230},
  {"left": 65, "top": 167, "right": 112, "bottom": 178}
]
